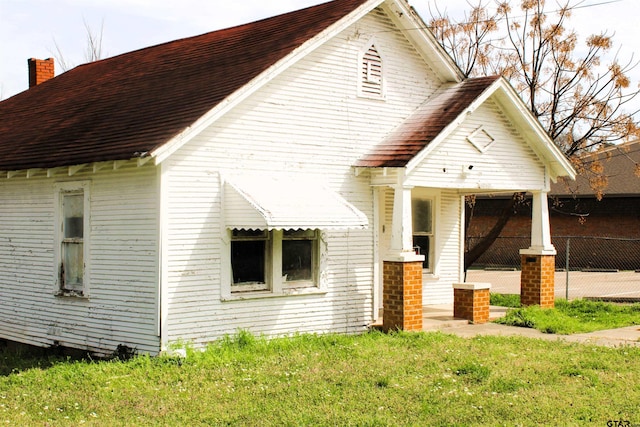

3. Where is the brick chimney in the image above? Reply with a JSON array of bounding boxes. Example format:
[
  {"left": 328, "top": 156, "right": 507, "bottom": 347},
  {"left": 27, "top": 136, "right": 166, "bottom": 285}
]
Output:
[{"left": 28, "top": 58, "right": 55, "bottom": 88}]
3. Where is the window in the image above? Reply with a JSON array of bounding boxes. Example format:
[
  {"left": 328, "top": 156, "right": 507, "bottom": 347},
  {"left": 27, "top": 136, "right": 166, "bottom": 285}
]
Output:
[
  {"left": 360, "top": 43, "right": 383, "bottom": 98},
  {"left": 230, "top": 229, "right": 319, "bottom": 293},
  {"left": 282, "top": 229, "right": 316, "bottom": 282},
  {"left": 231, "top": 230, "right": 269, "bottom": 292},
  {"left": 412, "top": 197, "right": 433, "bottom": 271},
  {"left": 55, "top": 182, "right": 90, "bottom": 296}
]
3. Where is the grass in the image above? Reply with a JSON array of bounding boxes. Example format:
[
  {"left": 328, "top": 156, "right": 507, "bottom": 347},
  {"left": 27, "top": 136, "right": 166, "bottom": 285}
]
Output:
[
  {"left": 493, "top": 296, "right": 640, "bottom": 334},
  {"left": 1, "top": 330, "right": 640, "bottom": 426},
  {"left": 490, "top": 293, "right": 521, "bottom": 308}
]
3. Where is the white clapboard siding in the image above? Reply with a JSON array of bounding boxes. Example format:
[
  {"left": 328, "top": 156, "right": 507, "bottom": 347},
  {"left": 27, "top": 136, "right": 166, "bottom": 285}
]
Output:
[
  {"left": 407, "top": 100, "right": 546, "bottom": 191},
  {"left": 0, "top": 164, "right": 160, "bottom": 356},
  {"left": 161, "top": 9, "right": 442, "bottom": 347},
  {"left": 423, "top": 190, "right": 462, "bottom": 305}
]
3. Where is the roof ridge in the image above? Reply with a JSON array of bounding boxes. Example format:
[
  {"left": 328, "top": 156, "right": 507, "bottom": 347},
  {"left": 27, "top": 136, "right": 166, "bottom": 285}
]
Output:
[{"left": 74, "top": 0, "right": 354, "bottom": 71}]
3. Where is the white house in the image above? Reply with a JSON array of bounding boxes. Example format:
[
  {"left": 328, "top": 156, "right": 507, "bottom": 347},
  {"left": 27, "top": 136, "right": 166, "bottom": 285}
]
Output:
[{"left": 0, "top": 0, "right": 574, "bottom": 356}]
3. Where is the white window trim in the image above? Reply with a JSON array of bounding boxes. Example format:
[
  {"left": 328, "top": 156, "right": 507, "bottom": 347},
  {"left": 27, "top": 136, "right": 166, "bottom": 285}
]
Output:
[
  {"left": 54, "top": 181, "right": 91, "bottom": 298},
  {"left": 357, "top": 37, "right": 386, "bottom": 100},
  {"left": 221, "top": 229, "right": 327, "bottom": 301}
]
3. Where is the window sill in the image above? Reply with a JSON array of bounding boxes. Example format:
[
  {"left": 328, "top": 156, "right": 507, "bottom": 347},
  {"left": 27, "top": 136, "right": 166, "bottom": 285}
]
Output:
[
  {"left": 422, "top": 273, "right": 439, "bottom": 281},
  {"left": 222, "top": 287, "right": 327, "bottom": 302},
  {"left": 54, "top": 290, "right": 87, "bottom": 298}
]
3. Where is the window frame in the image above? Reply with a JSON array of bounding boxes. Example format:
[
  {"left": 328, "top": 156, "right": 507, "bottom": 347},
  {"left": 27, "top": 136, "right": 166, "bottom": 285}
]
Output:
[
  {"left": 230, "top": 229, "right": 271, "bottom": 292},
  {"left": 225, "top": 228, "right": 323, "bottom": 299},
  {"left": 411, "top": 190, "right": 436, "bottom": 273},
  {"left": 54, "top": 181, "right": 90, "bottom": 297},
  {"left": 280, "top": 229, "right": 318, "bottom": 287}
]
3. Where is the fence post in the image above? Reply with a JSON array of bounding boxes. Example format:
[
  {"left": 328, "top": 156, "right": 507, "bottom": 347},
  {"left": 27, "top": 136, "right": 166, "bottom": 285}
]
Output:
[{"left": 565, "top": 237, "right": 570, "bottom": 300}]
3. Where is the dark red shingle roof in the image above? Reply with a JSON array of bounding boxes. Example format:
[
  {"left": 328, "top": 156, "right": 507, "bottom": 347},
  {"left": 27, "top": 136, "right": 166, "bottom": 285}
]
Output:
[
  {"left": 0, "top": 0, "right": 369, "bottom": 171},
  {"left": 354, "top": 76, "right": 500, "bottom": 168}
]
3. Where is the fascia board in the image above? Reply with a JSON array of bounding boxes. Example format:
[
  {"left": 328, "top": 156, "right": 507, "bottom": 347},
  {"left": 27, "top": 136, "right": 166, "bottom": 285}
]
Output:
[
  {"left": 405, "top": 77, "right": 576, "bottom": 182},
  {"left": 151, "top": 0, "right": 385, "bottom": 165},
  {"left": 492, "top": 79, "right": 576, "bottom": 181}
]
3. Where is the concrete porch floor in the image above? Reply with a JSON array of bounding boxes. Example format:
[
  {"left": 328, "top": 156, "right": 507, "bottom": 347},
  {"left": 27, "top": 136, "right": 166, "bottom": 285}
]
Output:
[
  {"left": 372, "top": 305, "right": 509, "bottom": 331},
  {"left": 422, "top": 304, "right": 509, "bottom": 331}
]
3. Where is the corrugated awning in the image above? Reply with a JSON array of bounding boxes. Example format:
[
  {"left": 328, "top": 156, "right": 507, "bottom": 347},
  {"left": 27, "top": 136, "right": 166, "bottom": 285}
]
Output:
[{"left": 224, "top": 175, "right": 369, "bottom": 230}]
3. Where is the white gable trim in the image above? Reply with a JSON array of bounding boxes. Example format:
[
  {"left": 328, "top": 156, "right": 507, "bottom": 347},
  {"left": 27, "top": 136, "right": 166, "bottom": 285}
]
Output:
[
  {"left": 151, "top": 0, "right": 386, "bottom": 165},
  {"left": 379, "top": 0, "right": 463, "bottom": 82},
  {"left": 492, "top": 80, "right": 576, "bottom": 182},
  {"left": 405, "top": 78, "right": 576, "bottom": 182}
]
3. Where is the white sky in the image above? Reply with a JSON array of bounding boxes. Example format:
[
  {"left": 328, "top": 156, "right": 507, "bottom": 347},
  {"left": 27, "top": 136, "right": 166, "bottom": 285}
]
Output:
[{"left": 1, "top": 0, "right": 638, "bottom": 100}]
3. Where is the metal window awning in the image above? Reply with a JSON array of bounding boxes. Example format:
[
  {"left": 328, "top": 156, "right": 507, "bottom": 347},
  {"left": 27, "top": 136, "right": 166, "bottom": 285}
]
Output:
[{"left": 224, "top": 175, "right": 369, "bottom": 231}]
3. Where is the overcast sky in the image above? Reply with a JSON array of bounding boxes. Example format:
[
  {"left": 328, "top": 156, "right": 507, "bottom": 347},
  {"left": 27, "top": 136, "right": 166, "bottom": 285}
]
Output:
[{"left": 1, "top": 0, "right": 638, "bottom": 100}]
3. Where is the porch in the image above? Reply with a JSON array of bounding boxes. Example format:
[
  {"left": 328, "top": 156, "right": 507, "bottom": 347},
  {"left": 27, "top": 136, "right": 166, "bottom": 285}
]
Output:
[
  {"left": 371, "top": 304, "right": 509, "bottom": 331},
  {"left": 422, "top": 304, "right": 508, "bottom": 331}
]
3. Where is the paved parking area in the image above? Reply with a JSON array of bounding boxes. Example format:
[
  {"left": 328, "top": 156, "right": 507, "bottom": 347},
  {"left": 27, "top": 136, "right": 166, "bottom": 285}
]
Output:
[{"left": 466, "top": 269, "right": 640, "bottom": 300}]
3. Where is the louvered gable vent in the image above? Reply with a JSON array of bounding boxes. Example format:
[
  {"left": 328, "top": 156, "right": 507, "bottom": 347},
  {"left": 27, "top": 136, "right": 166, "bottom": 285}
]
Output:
[{"left": 361, "top": 43, "right": 383, "bottom": 98}]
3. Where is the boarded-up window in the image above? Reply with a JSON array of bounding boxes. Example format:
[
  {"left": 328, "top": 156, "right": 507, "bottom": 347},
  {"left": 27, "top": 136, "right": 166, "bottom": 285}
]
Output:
[{"left": 361, "top": 44, "right": 383, "bottom": 97}]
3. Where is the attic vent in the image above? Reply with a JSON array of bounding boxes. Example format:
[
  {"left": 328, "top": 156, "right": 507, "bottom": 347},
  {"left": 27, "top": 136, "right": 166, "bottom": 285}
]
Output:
[
  {"left": 467, "top": 127, "right": 496, "bottom": 153},
  {"left": 360, "top": 44, "right": 383, "bottom": 98}
]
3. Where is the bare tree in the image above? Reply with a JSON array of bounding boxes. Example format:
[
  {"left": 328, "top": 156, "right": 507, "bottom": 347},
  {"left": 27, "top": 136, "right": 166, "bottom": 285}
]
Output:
[
  {"left": 428, "top": 0, "right": 640, "bottom": 269},
  {"left": 51, "top": 18, "right": 105, "bottom": 72},
  {"left": 82, "top": 18, "right": 104, "bottom": 63}
]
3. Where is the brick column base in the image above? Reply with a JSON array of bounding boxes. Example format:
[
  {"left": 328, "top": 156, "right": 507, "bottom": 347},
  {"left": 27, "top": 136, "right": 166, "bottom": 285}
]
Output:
[
  {"left": 520, "top": 254, "right": 555, "bottom": 308},
  {"left": 453, "top": 283, "right": 491, "bottom": 324},
  {"left": 382, "top": 261, "right": 423, "bottom": 332}
]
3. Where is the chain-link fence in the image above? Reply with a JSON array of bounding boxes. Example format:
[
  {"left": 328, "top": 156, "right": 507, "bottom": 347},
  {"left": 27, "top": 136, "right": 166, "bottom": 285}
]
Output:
[{"left": 465, "top": 236, "right": 640, "bottom": 301}]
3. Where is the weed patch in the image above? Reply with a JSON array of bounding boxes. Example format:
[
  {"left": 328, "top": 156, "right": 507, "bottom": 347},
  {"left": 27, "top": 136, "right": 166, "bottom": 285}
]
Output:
[
  {"left": 495, "top": 299, "right": 640, "bottom": 334},
  {"left": 490, "top": 293, "right": 521, "bottom": 307}
]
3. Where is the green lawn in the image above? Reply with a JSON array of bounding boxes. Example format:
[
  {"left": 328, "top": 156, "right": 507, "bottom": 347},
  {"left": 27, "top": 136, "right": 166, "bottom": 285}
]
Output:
[
  {"left": 1, "top": 330, "right": 639, "bottom": 426},
  {"left": 492, "top": 296, "right": 640, "bottom": 334}
]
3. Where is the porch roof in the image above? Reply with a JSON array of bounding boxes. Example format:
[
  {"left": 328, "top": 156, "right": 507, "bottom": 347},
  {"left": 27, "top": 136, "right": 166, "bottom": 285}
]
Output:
[{"left": 354, "top": 76, "right": 500, "bottom": 168}]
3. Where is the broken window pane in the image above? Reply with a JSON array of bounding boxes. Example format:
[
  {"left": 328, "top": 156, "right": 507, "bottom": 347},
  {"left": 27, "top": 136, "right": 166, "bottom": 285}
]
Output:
[{"left": 231, "top": 240, "right": 266, "bottom": 285}]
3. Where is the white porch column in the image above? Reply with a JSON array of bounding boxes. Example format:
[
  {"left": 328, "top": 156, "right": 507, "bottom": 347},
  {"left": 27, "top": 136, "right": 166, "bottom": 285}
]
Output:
[
  {"left": 386, "top": 184, "right": 424, "bottom": 262},
  {"left": 519, "top": 190, "right": 556, "bottom": 308},
  {"left": 382, "top": 184, "right": 424, "bottom": 332},
  {"left": 522, "top": 191, "right": 556, "bottom": 255}
]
